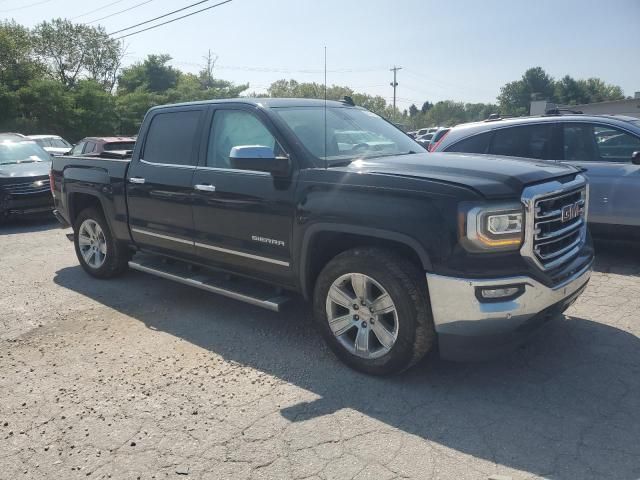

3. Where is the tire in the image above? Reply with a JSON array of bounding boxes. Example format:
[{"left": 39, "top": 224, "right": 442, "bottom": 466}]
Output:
[
  {"left": 73, "top": 207, "right": 128, "bottom": 279},
  {"left": 313, "top": 247, "right": 435, "bottom": 375}
]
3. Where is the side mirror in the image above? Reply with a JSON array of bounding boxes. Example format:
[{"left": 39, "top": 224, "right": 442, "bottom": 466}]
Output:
[
  {"left": 229, "top": 146, "right": 290, "bottom": 176},
  {"left": 632, "top": 151, "right": 640, "bottom": 165}
]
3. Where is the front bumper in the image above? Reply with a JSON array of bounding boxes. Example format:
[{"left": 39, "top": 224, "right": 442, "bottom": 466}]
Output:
[
  {"left": 426, "top": 259, "right": 593, "bottom": 360},
  {"left": 0, "top": 192, "right": 53, "bottom": 217}
]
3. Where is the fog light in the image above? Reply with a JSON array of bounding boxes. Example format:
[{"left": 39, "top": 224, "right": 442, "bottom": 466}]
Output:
[{"left": 480, "top": 287, "right": 520, "bottom": 299}]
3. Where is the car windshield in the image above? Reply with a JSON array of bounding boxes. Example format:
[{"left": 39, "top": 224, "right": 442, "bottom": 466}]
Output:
[
  {"left": 104, "top": 141, "right": 135, "bottom": 151},
  {"left": 50, "top": 138, "right": 71, "bottom": 148},
  {"left": 274, "top": 106, "right": 425, "bottom": 164},
  {"left": 0, "top": 141, "right": 50, "bottom": 165}
]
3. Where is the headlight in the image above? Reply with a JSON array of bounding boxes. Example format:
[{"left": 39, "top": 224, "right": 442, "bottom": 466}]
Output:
[{"left": 459, "top": 202, "right": 524, "bottom": 251}]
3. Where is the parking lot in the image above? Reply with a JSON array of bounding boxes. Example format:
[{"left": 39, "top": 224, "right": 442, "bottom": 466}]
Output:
[{"left": 1, "top": 217, "right": 639, "bottom": 480}]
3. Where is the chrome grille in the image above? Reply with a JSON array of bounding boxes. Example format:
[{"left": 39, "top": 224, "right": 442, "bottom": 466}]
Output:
[
  {"left": 521, "top": 175, "right": 589, "bottom": 271},
  {"left": 3, "top": 178, "right": 50, "bottom": 195}
]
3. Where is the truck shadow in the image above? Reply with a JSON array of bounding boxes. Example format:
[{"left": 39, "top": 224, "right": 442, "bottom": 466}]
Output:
[
  {"left": 0, "top": 214, "right": 59, "bottom": 235},
  {"left": 53, "top": 265, "right": 640, "bottom": 479},
  {"left": 593, "top": 239, "right": 640, "bottom": 275}
]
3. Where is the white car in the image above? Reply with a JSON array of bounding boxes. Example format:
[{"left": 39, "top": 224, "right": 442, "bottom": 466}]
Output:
[{"left": 28, "top": 135, "right": 72, "bottom": 156}]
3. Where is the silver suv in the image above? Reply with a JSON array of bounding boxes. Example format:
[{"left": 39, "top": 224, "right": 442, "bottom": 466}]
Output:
[{"left": 432, "top": 113, "right": 640, "bottom": 237}]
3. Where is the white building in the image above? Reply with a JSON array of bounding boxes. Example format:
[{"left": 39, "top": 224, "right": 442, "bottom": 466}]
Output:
[{"left": 530, "top": 93, "right": 640, "bottom": 118}]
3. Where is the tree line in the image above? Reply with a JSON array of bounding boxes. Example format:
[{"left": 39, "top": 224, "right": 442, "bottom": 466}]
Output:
[{"left": 0, "top": 19, "right": 628, "bottom": 142}]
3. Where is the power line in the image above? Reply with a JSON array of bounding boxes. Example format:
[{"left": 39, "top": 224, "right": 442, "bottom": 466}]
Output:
[
  {"left": 71, "top": 0, "right": 127, "bottom": 20},
  {"left": 112, "top": 0, "right": 233, "bottom": 39},
  {"left": 0, "top": 0, "right": 53, "bottom": 13},
  {"left": 109, "top": 0, "right": 220, "bottom": 36},
  {"left": 86, "top": 0, "right": 155, "bottom": 24}
]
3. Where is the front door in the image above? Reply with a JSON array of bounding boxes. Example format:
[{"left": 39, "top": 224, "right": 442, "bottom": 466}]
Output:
[
  {"left": 560, "top": 122, "right": 640, "bottom": 227},
  {"left": 190, "top": 105, "right": 296, "bottom": 285},
  {"left": 126, "top": 107, "right": 205, "bottom": 257}
]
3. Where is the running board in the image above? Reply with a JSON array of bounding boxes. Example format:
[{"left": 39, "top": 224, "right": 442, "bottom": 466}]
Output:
[{"left": 128, "top": 254, "right": 290, "bottom": 312}]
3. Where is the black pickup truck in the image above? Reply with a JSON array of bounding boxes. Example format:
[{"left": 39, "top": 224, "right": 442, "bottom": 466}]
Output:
[{"left": 51, "top": 98, "right": 594, "bottom": 375}]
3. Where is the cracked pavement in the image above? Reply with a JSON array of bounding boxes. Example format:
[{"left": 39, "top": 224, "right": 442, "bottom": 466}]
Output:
[{"left": 1, "top": 217, "right": 639, "bottom": 479}]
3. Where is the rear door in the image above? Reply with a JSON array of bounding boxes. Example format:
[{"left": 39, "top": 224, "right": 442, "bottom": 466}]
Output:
[
  {"left": 190, "top": 104, "right": 295, "bottom": 284},
  {"left": 126, "top": 106, "right": 205, "bottom": 257},
  {"left": 560, "top": 122, "right": 640, "bottom": 227}
]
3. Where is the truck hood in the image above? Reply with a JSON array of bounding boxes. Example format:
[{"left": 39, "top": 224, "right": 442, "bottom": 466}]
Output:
[
  {"left": 345, "top": 152, "right": 579, "bottom": 198},
  {"left": 0, "top": 160, "right": 51, "bottom": 179}
]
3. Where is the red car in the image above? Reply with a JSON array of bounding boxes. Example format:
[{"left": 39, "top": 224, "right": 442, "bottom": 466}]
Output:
[{"left": 68, "top": 137, "right": 136, "bottom": 157}]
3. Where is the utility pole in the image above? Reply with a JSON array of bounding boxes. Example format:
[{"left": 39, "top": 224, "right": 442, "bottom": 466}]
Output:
[
  {"left": 390, "top": 65, "right": 402, "bottom": 116},
  {"left": 202, "top": 49, "right": 218, "bottom": 89}
]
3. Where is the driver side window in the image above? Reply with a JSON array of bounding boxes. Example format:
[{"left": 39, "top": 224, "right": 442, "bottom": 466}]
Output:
[
  {"left": 71, "top": 142, "right": 85, "bottom": 155},
  {"left": 207, "top": 110, "right": 278, "bottom": 168}
]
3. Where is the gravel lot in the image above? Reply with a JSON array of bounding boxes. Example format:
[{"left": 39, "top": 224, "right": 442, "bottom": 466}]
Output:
[{"left": 1, "top": 217, "right": 639, "bottom": 480}]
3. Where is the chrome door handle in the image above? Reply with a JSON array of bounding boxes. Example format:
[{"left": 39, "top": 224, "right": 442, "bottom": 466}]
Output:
[
  {"left": 194, "top": 184, "right": 216, "bottom": 192},
  {"left": 129, "top": 177, "right": 146, "bottom": 184}
]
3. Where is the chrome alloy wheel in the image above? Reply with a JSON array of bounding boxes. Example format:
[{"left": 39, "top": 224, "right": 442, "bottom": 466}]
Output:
[
  {"left": 78, "top": 219, "right": 107, "bottom": 269},
  {"left": 325, "top": 273, "right": 399, "bottom": 359}
]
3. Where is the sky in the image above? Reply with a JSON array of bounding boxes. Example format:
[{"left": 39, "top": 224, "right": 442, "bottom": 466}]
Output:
[{"left": 3, "top": 0, "right": 639, "bottom": 110}]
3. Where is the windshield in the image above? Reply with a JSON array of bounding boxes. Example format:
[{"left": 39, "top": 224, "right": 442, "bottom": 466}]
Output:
[
  {"left": 274, "top": 106, "right": 425, "bottom": 163},
  {"left": 0, "top": 141, "right": 50, "bottom": 165},
  {"left": 104, "top": 141, "right": 135, "bottom": 151}
]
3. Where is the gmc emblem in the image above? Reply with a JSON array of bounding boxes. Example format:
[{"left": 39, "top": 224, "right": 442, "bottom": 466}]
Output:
[{"left": 561, "top": 202, "right": 582, "bottom": 223}]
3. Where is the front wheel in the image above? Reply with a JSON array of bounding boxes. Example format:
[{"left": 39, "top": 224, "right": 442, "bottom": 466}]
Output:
[
  {"left": 73, "top": 207, "right": 128, "bottom": 279},
  {"left": 313, "top": 247, "right": 435, "bottom": 375}
]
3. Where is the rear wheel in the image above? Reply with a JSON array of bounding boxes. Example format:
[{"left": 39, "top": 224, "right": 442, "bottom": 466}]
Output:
[
  {"left": 313, "top": 247, "right": 435, "bottom": 375},
  {"left": 73, "top": 207, "right": 128, "bottom": 278}
]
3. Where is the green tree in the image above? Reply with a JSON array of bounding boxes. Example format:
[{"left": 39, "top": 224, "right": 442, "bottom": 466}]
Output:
[
  {"left": 14, "top": 78, "right": 74, "bottom": 136},
  {"left": 32, "top": 19, "right": 122, "bottom": 89},
  {"left": 117, "top": 54, "right": 180, "bottom": 94},
  {"left": 498, "top": 66, "right": 555, "bottom": 115},
  {"left": 0, "top": 21, "right": 43, "bottom": 91},
  {"left": 408, "top": 104, "right": 419, "bottom": 117},
  {"left": 71, "top": 80, "right": 118, "bottom": 140}
]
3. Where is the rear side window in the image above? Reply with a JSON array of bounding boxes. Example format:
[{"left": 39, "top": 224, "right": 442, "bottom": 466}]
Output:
[
  {"left": 104, "top": 142, "right": 135, "bottom": 152},
  {"left": 143, "top": 110, "right": 202, "bottom": 165},
  {"left": 489, "top": 124, "right": 553, "bottom": 159},
  {"left": 446, "top": 131, "right": 492, "bottom": 153}
]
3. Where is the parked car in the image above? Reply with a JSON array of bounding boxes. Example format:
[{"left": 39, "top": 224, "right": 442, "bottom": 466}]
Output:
[
  {"left": 431, "top": 113, "right": 640, "bottom": 238},
  {"left": 0, "top": 139, "right": 53, "bottom": 222},
  {"left": 415, "top": 133, "right": 434, "bottom": 148},
  {"left": 426, "top": 127, "right": 451, "bottom": 151},
  {"left": 0, "top": 132, "right": 26, "bottom": 141},
  {"left": 51, "top": 98, "right": 593, "bottom": 375},
  {"left": 68, "top": 136, "right": 136, "bottom": 157},
  {"left": 28, "top": 134, "right": 72, "bottom": 156}
]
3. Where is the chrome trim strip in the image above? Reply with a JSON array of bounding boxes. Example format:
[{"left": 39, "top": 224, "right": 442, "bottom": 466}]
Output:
[
  {"left": 131, "top": 229, "right": 290, "bottom": 267},
  {"left": 139, "top": 159, "right": 196, "bottom": 170},
  {"left": 194, "top": 165, "right": 271, "bottom": 176},
  {"left": 535, "top": 218, "right": 583, "bottom": 243},
  {"left": 128, "top": 261, "right": 283, "bottom": 312},
  {"left": 131, "top": 227, "right": 194, "bottom": 245},
  {"left": 194, "top": 241, "right": 290, "bottom": 267}
]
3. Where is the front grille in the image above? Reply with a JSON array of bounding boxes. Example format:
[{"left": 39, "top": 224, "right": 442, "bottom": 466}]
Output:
[
  {"left": 520, "top": 175, "right": 589, "bottom": 273},
  {"left": 3, "top": 178, "right": 50, "bottom": 196},
  {"left": 532, "top": 185, "right": 587, "bottom": 270}
]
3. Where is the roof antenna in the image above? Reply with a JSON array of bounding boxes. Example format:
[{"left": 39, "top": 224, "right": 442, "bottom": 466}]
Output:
[{"left": 324, "top": 45, "right": 327, "bottom": 170}]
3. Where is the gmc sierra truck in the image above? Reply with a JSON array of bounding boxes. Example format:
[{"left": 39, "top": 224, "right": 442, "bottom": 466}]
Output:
[{"left": 51, "top": 98, "right": 594, "bottom": 375}]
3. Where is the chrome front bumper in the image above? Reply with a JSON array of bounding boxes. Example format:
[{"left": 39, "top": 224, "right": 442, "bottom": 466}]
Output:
[{"left": 426, "top": 260, "right": 592, "bottom": 340}]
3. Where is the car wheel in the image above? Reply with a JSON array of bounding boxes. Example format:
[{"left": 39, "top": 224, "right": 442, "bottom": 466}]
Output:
[
  {"left": 313, "top": 247, "right": 435, "bottom": 375},
  {"left": 73, "top": 207, "right": 128, "bottom": 279}
]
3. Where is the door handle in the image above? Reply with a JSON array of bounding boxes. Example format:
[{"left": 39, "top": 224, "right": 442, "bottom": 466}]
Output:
[
  {"left": 129, "top": 177, "right": 146, "bottom": 184},
  {"left": 194, "top": 184, "right": 216, "bottom": 192}
]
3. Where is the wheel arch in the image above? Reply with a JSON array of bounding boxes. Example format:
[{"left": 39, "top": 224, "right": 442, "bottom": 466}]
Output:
[{"left": 299, "top": 223, "right": 433, "bottom": 300}]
